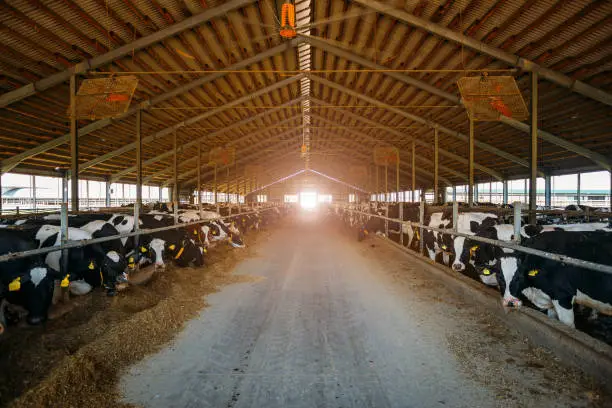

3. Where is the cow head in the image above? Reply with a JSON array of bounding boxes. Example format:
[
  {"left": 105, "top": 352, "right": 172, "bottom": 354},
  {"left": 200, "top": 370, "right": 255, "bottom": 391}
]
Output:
[
  {"left": 171, "top": 239, "right": 205, "bottom": 267},
  {"left": 6, "top": 264, "right": 56, "bottom": 325},
  {"left": 101, "top": 251, "right": 127, "bottom": 296},
  {"left": 496, "top": 255, "right": 523, "bottom": 308}
]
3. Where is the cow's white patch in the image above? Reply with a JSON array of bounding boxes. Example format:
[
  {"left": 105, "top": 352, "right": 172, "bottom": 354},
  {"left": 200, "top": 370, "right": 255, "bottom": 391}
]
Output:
[
  {"left": 106, "top": 251, "right": 120, "bottom": 263},
  {"left": 494, "top": 225, "right": 514, "bottom": 241},
  {"left": 552, "top": 299, "right": 575, "bottom": 327},
  {"left": 451, "top": 236, "right": 466, "bottom": 271},
  {"left": 521, "top": 287, "right": 552, "bottom": 310},
  {"left": 154, "top": 215, "right": 163, "bottom": 221},
  {"left": 479, "top": 273, "right": 498, "bottom": 286},
  {"left": 500, "top": 256, "right": 519, "bottom": 301},
  {"left": 70, "top": 280, "right": 93, "bottom": 296},
  {"left": 576, "top": 290, "right": 612, "bottom": 315},
  {"left": 15, "top": 219, "right": 27, "bottom": 226},
  {"left": 80, "top": 220, "right": 108, "bottom": 236},
  {"left": 29, "top": 267, "right": 47, "bottom": 287},
  {"left": 149, "top": 238, "right": 166, "bottom": 266},
  {"left": 427, "top": 248, "right": 436, "bottom": 261}
]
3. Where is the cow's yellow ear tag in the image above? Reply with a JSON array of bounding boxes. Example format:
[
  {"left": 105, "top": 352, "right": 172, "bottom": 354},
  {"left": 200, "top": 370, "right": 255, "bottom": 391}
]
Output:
[
  {"left": 169, "top": 244, "right": 176, "bottom": 251},
  {"left": 482, "top": 269, "right": 491, "bottom": 276},
  {"left": 203, "top": 248, "right": 207, "bottom": 254},
  {"left": 61, "top": 274, "right": 70, "bottom": 288},
  {"left": 140, "top": 246, "right": 147, "bottom": 253},
  {"left": 9, "top": 277, "right": 21, "bottom": 292},
  {"left": 528, "top": 269, "right": 539, "bottom": 277},
  {"left": 88, "top": 261, "right": 95, "bottom": 270},
  {"left": 129, "top": 257, "right": 134, "bottom": 263}
]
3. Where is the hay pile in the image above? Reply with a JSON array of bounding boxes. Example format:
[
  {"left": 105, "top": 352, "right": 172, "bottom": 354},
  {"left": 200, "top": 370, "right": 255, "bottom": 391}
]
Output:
[{"left": 0, "top": 230, "right": 271, "bottom": 408}]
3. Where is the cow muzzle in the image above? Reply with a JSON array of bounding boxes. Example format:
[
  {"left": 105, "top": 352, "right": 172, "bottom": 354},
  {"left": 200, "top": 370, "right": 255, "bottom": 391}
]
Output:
[
  {"left": 154, "top": 262, "right": 165, "bottom": 271},
  {"left": 502, "top": 296, "right": 522, "bottom": 309},
  {"left": 452, "top": 263, "right": 465, "bottom": 272}
]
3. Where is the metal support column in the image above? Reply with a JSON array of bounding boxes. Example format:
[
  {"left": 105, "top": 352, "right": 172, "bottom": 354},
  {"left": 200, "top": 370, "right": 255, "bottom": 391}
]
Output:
[
  {"left": 105, "top": 178, "right": 111, "bottom": 207},
  {"left": 468, "top": 118, "right": 474, "bottom": 207},
  {"left": 70, "top": 75, "right": 79, "bottom": 211},
  {"left": 158, "top": 184, "right": 163, "bottom": 202},
  {"left": 452, "top": 185, "right": 456, "bottom": 202},
  {"left": 419, "top": 201, "right": 425, "bottom": 255},
  {"left": 197, "top": 144, "right": 202, "bottom": 218},
  {"left": 411, "top": 140, "right": 416, "bottom": 202},
  {"left": 0, "top": 173, "right": 2, "bottom": 214},
  {"left": 135, "top": 109, "right": 142, "bottom": 245},
  {"left": 227, "top": 167, "right": 231, "bottom": 214},
  {"left": 577, "top": 173, "right": 581, "bottom": 206},
  {"left": 173, "top": 131, "right": 178, "bottom": 224},
  {"left": 513, "top": 202, "right": 522, "bottom": 243},
  {"left": 375, "top": 165, "right": 379, "bottom": 202},
  {"left": 214, "top": 164, "right": 218, "bottom": 205},
  {"left": 31, "top": 175, "right": 36, "bottom": 212},
  {"left": 60, "top": 170, "right": 69, "bottom": 276},
  {"left": 503, "top": 180, "right": 509, "bottom": 204},
  {"left": 474, "top": 184, "right": 479, "bottom": 204},
  {"left": 529, "top": 72, "right": 538, "bottom": 224},
  {"left": 434, "top": 127, "right": 439, "bottom": 203},
  {"left": 385, "top": 163, "right": 388, "bottom": 202},
  {"left": 544, "top": 175, "right": 552, "bottom": 208}
]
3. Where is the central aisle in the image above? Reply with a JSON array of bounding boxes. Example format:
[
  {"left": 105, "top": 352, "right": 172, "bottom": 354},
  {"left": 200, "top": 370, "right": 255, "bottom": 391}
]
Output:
[{"left": 121, "top": 212, "right": 596, "bottom": 408}]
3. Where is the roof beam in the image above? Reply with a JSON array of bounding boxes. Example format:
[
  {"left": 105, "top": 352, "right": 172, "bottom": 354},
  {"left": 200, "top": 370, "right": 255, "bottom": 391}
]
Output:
[
  {"left": 305, "top": 39, "right": 607, "bottom": 174},
  {"left": 157, "top": 127, "right": 301, "bottom": 185},
  {"left": 181, "top": 134, "right": 302, "bottom": 187},
  {"left": 309, "top": 97, "right": 503, "bottom": 181},
  {"left": 310, "top": 75, "right": 533, "bottom": 171},
  {"left": 114, "top": 98, "right": 304, "bottom": 182},
  {"left": 79, "top": 75, "right": 305, "bottom": 172},
  {"left": 0, "top": 40, "right": 297, "bottom": 174},
  {"left": 354, "top": 0, "right": 612, "bottom": 107},
  {"left": 311, "top": 115, "right": 459, "bottom": 184},
  {"left": 0, "top": 0, "right": 257, "bottom": 108}
]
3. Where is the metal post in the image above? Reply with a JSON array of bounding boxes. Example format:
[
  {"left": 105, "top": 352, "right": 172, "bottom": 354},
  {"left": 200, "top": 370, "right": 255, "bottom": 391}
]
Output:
[
  {"left": 135, "top": 109, "right": 142, "bottom": 244},
  {"left": 489, "top": 181, "right": 492, "bottom": 203},
  {"left": 0, "top": 173, "right": 2, "bottom": 214},
  {"left": 70, "top": 75, "right": 79, "bottom": 211},
  {"left": 197, "top": 144, "right": 203, "bottom": 218},
  {"left": 173, "top": 131, "right": 178, "bottom": 224},
  {"left": 105, "top": 178, "right": 111, "bottom": 207},
  {"left": 85, "top": 180, "right": 89, "bottom": 209},
  {"left": 375, "top": 165, "right": 379, "bottom": 202},
  {"left": 60, "top": 170, "right": 69, "bottom": 276},
  {"left": 411, "top": 140, "right": 416, "bottom": 202},
  {"left": 385, "top": 163, "right": 388, "bottom": 203},
  {"left": 214, "top": 164, "right": 218, "bottom": 205},
  {"left": 474, "top": 183, "right": 479, "bottom": 205},
  {"left": 398, "top": 200, "right": 403, "bottom": 246},
  {"left": 529, "top": 71, "right": 538, "bottom": 224},
  {"left": 158, "top": 184, "right": 163, "bottom": 202},
  {"left": 227, "top": 166, "right": 231, "bottom": 214},
  {"left": 452, "top": 201, "right": 458, "bottom": 232},
  {"left": 544, "top": 175, "right": 552, "bottom": 208},
  {"left": 395, "top": 151, "right": 399, "bottom": 202},
  {"left": 235, "top": 162, "right": 238, "bottom": 208},
  {"left": 452, "top": 185, "right": 456, "bottom": 202},
  {"left": 419, "top": 201, "right": 425, "bottom": 254},
  {"left": 577, "top": 172, "right": 581, "bottom": 206},
  {"left": 513, "top": 201, "right": 522, "bottom": 243},
  {"left": 434, "top": 127, "right": 439, "bottom": 203},
  {"left": 503, "top": 180, "right": 509, "bottom": 205},
  {"left": 31, "top": 175, "right": 36, "bottom": 212},
  {"left": 468, "top": 118, "right": 474, "bottom": 207}
]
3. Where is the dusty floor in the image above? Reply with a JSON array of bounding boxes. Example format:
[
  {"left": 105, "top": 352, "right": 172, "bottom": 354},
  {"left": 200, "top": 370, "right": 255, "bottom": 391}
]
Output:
[{"left": 120, "top": 212, "right": 608, "bottom": 408}]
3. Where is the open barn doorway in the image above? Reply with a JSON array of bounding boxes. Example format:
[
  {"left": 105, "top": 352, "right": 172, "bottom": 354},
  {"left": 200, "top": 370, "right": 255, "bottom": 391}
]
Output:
[{"left": 299, "top": 191, "right": 318, "bottom": 210}]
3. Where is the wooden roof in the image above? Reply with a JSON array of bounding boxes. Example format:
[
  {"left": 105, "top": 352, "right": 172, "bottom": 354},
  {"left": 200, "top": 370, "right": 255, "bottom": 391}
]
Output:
[{"left": 0, "top": 0, "right": 610, "bottom": 194}]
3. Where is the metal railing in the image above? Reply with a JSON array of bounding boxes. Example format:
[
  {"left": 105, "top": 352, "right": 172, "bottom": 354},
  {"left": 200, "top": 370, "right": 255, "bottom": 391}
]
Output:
[
  {"left": 337, "top": 202, "right": 612, "bottom": 276},
  {"left": 0, "top": 204, "right": 282, "bottom": 263}
]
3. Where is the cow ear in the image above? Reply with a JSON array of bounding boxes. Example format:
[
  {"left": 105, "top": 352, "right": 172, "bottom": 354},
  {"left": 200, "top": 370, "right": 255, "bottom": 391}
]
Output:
[{"left": 470, "top": 221, "right": 479, "bottom": 233}]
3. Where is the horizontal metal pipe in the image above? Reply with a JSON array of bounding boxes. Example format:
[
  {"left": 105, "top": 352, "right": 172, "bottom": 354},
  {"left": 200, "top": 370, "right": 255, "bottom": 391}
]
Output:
[
  {"left": 0, "top": 206, "right": 278, "bottom": 263},
  {"left": 340, "top": 206, "right": 612, "bottom": 275}
]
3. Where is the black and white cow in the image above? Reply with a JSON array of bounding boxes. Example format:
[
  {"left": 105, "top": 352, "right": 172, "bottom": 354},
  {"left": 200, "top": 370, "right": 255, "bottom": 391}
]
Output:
[
  {"left": 422, "top": 211, "right": 498, "bottom": 267},
  {"left": 492, "top": 231, "right": 612, "bottom": 327},
  {"left": 0, "top": 229, "right": 60, "bottom": 327}
]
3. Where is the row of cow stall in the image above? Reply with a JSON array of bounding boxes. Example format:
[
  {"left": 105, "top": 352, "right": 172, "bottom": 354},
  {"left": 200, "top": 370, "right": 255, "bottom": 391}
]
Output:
[
  {"left": 0, "top": 202, "right": 288, "bottom": 336},
  {"left": 333, "top": 201, "right": 612, "bottom": 344}
]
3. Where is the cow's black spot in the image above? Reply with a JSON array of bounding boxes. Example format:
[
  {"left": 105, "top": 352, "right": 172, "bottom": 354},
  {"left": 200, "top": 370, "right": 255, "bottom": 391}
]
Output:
[
  {"left": 121, "top": 220, "right": 128, "bottom": 226},
  {"left": 113, "top": 216, "right": 124, "bottom": 226}
]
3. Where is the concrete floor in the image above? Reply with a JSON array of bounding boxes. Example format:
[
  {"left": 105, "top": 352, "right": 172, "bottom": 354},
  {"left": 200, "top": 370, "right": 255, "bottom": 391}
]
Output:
[{"left": 121, "top": 211, "right": 600, "bottom": 408}]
